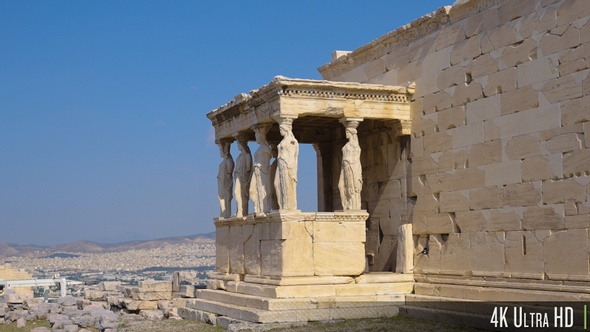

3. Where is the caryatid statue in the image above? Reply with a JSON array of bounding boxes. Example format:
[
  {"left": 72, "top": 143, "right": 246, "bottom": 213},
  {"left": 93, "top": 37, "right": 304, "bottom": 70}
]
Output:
[
  {"left": 274, "top": 118, "right": 299, "bottom": 211},
  {"left": 268, "top": 143, "right": 279, "bottom": 211},
  {"left": 338, "top": 119, "right": 363, "bottom": 210},
  {"left": 249, "top": 124, "right": 272, "bottom": 215},
  {"left": 217, "top": 140, "right": 234, "bottom": 218},
  {"left": 234, "top": 134, "right": 252, "bottom": 217}
]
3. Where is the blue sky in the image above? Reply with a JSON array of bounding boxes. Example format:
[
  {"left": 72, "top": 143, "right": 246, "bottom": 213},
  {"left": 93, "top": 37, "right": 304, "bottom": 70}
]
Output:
[{"left": 0, "top": 1, "right": 450, "bottom": 245}]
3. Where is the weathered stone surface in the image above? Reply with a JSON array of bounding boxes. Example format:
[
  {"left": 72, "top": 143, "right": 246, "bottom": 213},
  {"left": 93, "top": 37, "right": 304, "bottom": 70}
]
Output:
[
  {"left": 563, "top": 148, "right": 590, "bottom": 176},
  {"left": 517, "top": 58, "right": 558, "bottom": 88},
  {"left": 544, "top": 229, "right": 589, "bottom": 279},
  {"left": 523, "top": 206, "right": 565, "bottom": 230},
  {"left": 506, "top": 135, "right": 540, "bottom": 160},
  {"left": 396, "top": 224, "right": 413, "bottom": 274},
  {"left": 470, "top": 232, "right": 505, "bottom": 276},
  {"left": 543, "top": 178, "right": 587, "bottom": 204},
  {"left": 505, "top": 231, "right": 545, "bottom": 278},
  {"left": 500, "top": 86, "right": 539, "bottom": 115},
  {"left": 503, "top": 182, "right": 541, "bottom": 207},
  {"left": 465, "top": 95, "right": 500, "bottom": 125},
  {"left": 484, "top": 160, "right": 521, "bottom": 186},
  {"left": 439, "top": 191, "right": 469, "bottom": 212},
  {"left": 469, "top": 187, "right": 503, "bottom": 210},
  {"left": 486, "top": 209, "right": 522, "bottom": 231}
]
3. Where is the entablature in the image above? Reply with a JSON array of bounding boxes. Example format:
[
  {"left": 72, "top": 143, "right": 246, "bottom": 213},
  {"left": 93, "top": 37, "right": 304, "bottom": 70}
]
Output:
[{"left": 206, "top": 76, "right": 413, "bottom": 142}]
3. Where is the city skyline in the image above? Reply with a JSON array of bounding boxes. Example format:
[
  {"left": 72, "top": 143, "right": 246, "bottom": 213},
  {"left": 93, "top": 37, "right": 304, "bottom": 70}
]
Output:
[{"left": 0, "top": 1, "right": 450, "bottom": 245}]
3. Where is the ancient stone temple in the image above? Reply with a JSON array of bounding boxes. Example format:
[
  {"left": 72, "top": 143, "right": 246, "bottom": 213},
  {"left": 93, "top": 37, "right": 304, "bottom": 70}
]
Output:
[{"left": 197, "top": 0, "right": 590, "bottom": 326}]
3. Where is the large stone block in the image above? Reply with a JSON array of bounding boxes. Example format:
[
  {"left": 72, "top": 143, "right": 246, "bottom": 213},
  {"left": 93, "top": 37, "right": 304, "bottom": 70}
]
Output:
[
  {"left": 423, "top": 131, "right": 453, "bottom": 153},
  {"left": 414, "top": 213, "right": 455, "bottom": 235},
  {"left": 469, "top": 186, "right": 503, "bottom": 210},
  {"left": 517, "top": 57, "right": 558, "bottom": 88},
  {"left": 439, "top": 191, "right": 469, "bottom": 213},
  {"left": 465, "top": 95, "right": 500, "bottom": 124},
  {"left": 498, "top": 0, "right": 535, "bottom": 25},
  {"left": 523, "top": 206, "right": 565, "bottom": 230},
  {"left": 468, "top": 53, "right": 499, "bottom": 79},
  {"left": 539, "top": 24, "right": 580, "bottom": 57},
  {"left": 438, "top": 149, "right": 468, "bottom": 171},
  {"left": 439, "top": 234, "right": 471, "bottom": 275},
  {"left": 314, "top": 242, "right": 366, "bottom": 276},
  {"left": 542, "top": 178, "right": 587, "bottom": 204},
  {"left": 505, "top": 231, "right": 545, "bottom": 279},
  {"left": 545, "top": 133, "right": 583, "bottom": 153},
  {"left": 500, "top": 39, "right": 537, "bottom": 68},
  {"left": 450, "top": 82, "right": 483, "bottom": 107},
  {"left": 468, "top": 139, "right": 501, "bottom": 166},
  {"left": 562, "top": 96, "right": 590, "bottom": 126},
  {"left": 503, "top": 182, "right": 542, "bottom": 207},
  {"left": 557, "top": 1, "right": 590, "bottom": 25},
  {"left": 216, "top": 225, "right": 230, "bottom": 273},
  {"left": 484, "top": 160, "right": 522, "bottom": 186},
  {"left": 541, "top": 74, "right": 583, "bottom": 104},
  {"left": 500, "top": 86, "right": 539, "bottom": 115},
  {"left": 139, "top": 280, "right": 172, "bottom": 293},
  {"left": 451, "top": 36, "right": 481, "bottom": 65},
  {"left": 453, "top": 167, "right": 485, "bottom": 190},
  {"left": 455, "top": 210, "right": 486, "bottom": 233},
  {"left": 563, "top": 148, "right": 590, "bottom": 176},
  {"left": 313, "top": 221, "right": 365, "bottom": 243},
  {"left": 228, "top": 225, "right": 245, "bottom": 275},
  {"left": 486, "top": 209, "right": 522, "bottom": 231},
  {"left": 482, "top": 67, "right": 517, "bottom": 97},
  {"left": 452, "top": 122, "right": 484, "bottom": 149},
  {"left": 470, "top": 232, "right": 505, "bottom": 277},
  {"left": 506, "top": 135, "right": 541, "bottom": 160},
  {"left": 414, "top": 235, "right": 442, "bottom": 274},
  {"left": 244, "top": 224, "right": 262, "bottom": 275},
  {"left": 543, "top": 229, "right": 589, "bottom": 280},
  {"left": 437, "top": 65, "right": 466, "bottom": 89},
  {"left": 436, "top": 106, "right": 465, "bottom": 131},
  {"left": 465, "top": 6, "right": 497, "bottom": 37},
  {"left": 423, "top": 90, "right": 452, "bottom": 113},
  {"left": 486, "top": 104, "right": 560, "bottom": 140}
]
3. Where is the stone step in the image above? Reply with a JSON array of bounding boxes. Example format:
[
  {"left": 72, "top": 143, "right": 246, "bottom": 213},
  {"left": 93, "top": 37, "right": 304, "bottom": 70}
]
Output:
[
  {"left": 185, "top": 296, "right": 403, "bottom": 323},
  {"left": 224, "top": 280, "right": 413, "bottom": 298},
  {"left": 197, "top": 288, "right": 406, "bottom": 311},
  {"left": 414, "top": 282, "right": 590, "bottom": 302}
]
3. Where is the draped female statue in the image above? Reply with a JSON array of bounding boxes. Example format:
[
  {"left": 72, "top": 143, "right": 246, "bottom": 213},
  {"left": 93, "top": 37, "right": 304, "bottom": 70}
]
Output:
[
  {"left": 234, "top": 137, "right": 252, "bottom": 217},
  {"left": 217, "top": 140, "right": 234, "bottom": 218},
  {"left": 274, "top": 118, "right": 299, "bottom": 211},
  {"left": 249, "top": 125, "right": 272, "bottom": 214},
  {"left": 338, "top": 125, "right": 362, "bottom": 210}
]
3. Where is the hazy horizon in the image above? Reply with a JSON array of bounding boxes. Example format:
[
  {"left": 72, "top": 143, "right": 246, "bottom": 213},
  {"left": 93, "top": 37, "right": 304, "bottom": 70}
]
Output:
[{"left": 1, "top": 1, "right": 450, "bottom": 246}]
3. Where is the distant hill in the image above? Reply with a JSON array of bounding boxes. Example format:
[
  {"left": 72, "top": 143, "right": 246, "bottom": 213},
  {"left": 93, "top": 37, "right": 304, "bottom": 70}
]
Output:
[{"left": 0, "top": 232, "right": 215, "bottom": 259}]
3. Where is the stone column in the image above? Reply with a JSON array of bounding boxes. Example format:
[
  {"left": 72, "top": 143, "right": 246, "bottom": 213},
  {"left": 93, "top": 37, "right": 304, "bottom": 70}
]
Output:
[
  {"left": 338, "top": 118, "right": 363, "bottom": 211},
  {"left": 234, "top": 133, "right": 252, "bottom": 217},
  {"left": 274, "top": 117, "right": 299, "bottom": 211},
  {"left": 216, "top": 139, "right": 234, "bottom": 218},
  {"left": 249, "top": 123, "right": 273, "bottom": 215},
  {"left": 313, "top": 142, "right": 333, "bottom": 212}
]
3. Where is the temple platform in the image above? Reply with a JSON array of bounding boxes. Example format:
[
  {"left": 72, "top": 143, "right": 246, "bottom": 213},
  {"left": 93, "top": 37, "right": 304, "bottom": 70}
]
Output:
[{"left": 181, "top": 273, "right": 413, "bottom": 324}]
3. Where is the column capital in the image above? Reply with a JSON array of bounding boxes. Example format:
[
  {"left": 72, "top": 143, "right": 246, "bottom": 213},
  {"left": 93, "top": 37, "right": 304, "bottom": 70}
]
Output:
[
  {"left": 251, "top": 122, "right": 272, "bottom": 134},
  {"left": 339, "top": 117, "right": 363, "bottom": 129}
]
